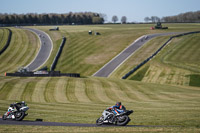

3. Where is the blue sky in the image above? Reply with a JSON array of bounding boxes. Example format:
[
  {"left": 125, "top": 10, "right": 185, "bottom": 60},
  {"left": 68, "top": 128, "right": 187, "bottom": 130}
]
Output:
[{"left": 1, "top": 0, "right": 200, "bottom": 22}]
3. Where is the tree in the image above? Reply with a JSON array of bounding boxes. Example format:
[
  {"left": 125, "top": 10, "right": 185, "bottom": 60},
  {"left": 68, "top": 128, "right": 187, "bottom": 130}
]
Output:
[
  {"left": 0, "top": 12, "right": 105, "bottom": 25},
  {"left": 144, "top": 17, "right": 151, "bottom": 23},
  {"left": 92, "top": 17, "right": 104, "bottom": 24},
  {"left": 151, "top": 16, "right": 160, "bottom": 23},
  {"left": 112, "top": 15, "right": 118, "bottom": 23},
  {"left": 99, "top": 13, "right": 107, "bottom": 23},
  {"left": 121, "top": 16, "right": 127, "bottom": 24}
]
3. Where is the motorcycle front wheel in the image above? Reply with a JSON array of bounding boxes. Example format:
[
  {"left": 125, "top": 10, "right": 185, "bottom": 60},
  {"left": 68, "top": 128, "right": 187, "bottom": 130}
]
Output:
[{"left": 96, "top": 116, "right": 104, "bottom": 126}]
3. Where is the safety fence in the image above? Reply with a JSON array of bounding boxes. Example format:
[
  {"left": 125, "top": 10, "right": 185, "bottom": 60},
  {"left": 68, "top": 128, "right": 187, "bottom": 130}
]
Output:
[
  {"left": 122, "top": 31, "right": 200, "bottom": 79},
  {"left": 0, "top": 28, "right": 12, "bottom": 55},
  {"left": 50, "top": 37, "right": 66, "bottom": 71},
  {"left": 5, "top": 71, "right": 80, "bottom": 77}
]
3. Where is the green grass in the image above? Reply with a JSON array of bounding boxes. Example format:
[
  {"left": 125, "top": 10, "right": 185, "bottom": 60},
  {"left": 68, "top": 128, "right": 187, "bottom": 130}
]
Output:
[
  {"left": 26, "top": 24, "right": 200, "bottom": 77},
  {"left": 1, "top": 125, "right": 200, "bottom": 133},
  {"left": 130, "top": 65, "right": 150, "bottom": 81},
  {"left": 0, "top": 28, "right": 9, "bottom": 52},
  {"left": 110, "top": 36, "right": 170, "bottom": 79},
  {"left": 189, "top": 74, "right": 200, "bottom": 87},
  {"left": 1, "top": 24, "right": 200, "bottom": 132},
  {"left": 0, "top": 76, "right": 200, "bottom": 127},
  {"left": 0, "top": 28, "right": 39, "bottom": 75},
  {"left": 162, "top": 34, "right": 200, "bottom": 72},
  {"left": 29, "top": 24, "right": 179, "bottom": 76},
  {"left": 118, "top": 33, "right": 200, "bottom": 86}
]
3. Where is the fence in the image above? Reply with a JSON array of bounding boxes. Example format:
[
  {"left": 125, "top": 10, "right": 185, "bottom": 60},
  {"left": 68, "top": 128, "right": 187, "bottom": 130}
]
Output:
[
  {"left": 122, "top": 31, "right": 200, "bottom": 79},
  {"left": 5, "top": 71, "right": 80, "bottom": 77},
  {"left": 50, "top": 37, "right": 66, "bottom": 71}
]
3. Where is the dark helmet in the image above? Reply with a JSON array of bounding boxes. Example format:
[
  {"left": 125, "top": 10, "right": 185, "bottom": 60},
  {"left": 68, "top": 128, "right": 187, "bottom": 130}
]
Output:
[{"left": 116, "top": 102, "right": 121, "bottom": 108}]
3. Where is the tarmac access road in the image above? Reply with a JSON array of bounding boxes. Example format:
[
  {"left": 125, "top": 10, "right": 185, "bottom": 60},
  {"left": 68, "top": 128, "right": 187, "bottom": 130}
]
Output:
[
  {"left": 0, "top": 118, "right": 180, "bottom": 127},
  {"left": 21, "top": 27, "right": 53, "bottom": 71},
  {"left": 93, "top": 32, "right": 183, "bottom": 77}
]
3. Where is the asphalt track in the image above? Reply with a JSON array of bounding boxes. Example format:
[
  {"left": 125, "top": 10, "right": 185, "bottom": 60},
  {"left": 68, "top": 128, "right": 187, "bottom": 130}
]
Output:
[
  {"left": 93, "top": 32, "right": 183, "bottom": 77},
  {"left": 0, "top": 118, "right": 179, "bottom": 127},
  {"left": 22, "top": 28, "right": 53, "bottom": 71}
]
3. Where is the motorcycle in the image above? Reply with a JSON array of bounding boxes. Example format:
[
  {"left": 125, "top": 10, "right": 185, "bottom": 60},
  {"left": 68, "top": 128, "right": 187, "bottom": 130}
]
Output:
[
  {"left": 96, "top": 108, "right": 133, "bottom": 126},
  {"left": 2, "top": 104, "right": 29, "bottom": 121}
]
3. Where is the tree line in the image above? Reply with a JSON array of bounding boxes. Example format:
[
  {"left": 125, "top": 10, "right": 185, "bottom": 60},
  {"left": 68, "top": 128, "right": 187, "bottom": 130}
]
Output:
[
  {"left": 0, "top": 12, "right": 104, "bottom": 25},
  {"left": 162, "top": 10, "right": 200, "bottom": 23},
  {"left": 144, "top": 10, "right": 200, "bottom": 23}
]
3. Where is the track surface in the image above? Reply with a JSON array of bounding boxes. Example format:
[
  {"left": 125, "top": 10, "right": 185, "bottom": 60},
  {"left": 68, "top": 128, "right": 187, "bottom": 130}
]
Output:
[
  {"left": 93, "top": 32, "right": 182, "bottom": 77},
  {"left": 22, "top": 28, "right": 53, "bottom": 71},
  {"left": 0, "top": 118, "right": 179, "bottom": 127}
]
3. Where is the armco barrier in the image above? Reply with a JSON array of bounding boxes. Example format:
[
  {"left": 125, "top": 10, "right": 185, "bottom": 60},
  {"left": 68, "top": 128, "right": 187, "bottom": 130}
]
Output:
[
  {"left": 5, "top": 71, "right": 80, "bottom": 77},
  {"left": 0, "top": 28, "right": 12, "bottom": 55},
  {"left": 122, "top": 31, "right": 200, "bottom": 79},
  {"left": 50, "top": 37, "right": 66, "bottom": 71}
]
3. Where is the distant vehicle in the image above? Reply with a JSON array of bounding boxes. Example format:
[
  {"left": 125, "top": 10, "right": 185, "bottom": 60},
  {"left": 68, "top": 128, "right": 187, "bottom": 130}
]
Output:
[
  {"left": 49, "top": 27, "right": 59, "bottom": 31},
  {"left": 151, "top": 22, "right": 168, "bottom": 30}
]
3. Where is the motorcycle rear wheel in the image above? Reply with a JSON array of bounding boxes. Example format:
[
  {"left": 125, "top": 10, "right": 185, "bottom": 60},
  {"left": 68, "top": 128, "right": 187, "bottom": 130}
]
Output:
[
  {"left": 15, "top": 111, "right": 25, "bottom": 121},
  {"left": 116, "top": 115, "right": 130, "bottom": 126},
  {"left": 2, "top": 115, "right": 7, "bottom": 120}
]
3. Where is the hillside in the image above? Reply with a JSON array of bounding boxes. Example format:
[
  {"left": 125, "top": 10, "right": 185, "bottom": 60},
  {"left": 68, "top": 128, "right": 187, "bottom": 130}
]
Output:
[
  {"left": 0, "top": 76, "right": 200, "bottom": 128},
  {"left": 0, "top": 28, "right": 9, "bottom": 52},
  {"left": 29, "top": 23, "right": 200, "bottom": 77},
  {"left": 0, "top": 28, "right": 39, "bottom": 74},
  {"left": 0, "top": 24, "right": 200, "bottom": 132},
  {"left": 119, "top": 33, "right": 200, "bottom": 86}
]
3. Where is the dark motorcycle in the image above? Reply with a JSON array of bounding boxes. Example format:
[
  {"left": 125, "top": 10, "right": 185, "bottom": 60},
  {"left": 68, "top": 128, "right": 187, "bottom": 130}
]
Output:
[
  {"left": 2, "top": 104, "right": 29, "bottom": 121},
  {"left": 96, "top": 108, "right": 133, "bottom": 126}
]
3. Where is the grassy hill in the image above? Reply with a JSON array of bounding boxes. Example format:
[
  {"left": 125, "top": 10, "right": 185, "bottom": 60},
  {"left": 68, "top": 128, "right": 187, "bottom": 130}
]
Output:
[
  {"left": 0, "top": 28, "right": 39, "bottom": 75},
  {"left": 119, "top": 33, "right": 200, "bottom": 86},
  {"left": 0, "top": 76, "right": 200, "bottom": 132},
  {"left": 0, "top": 28, "right": 9, "bottom": 52},
  {"left": 29, "top": 24, "right": 200, "bottom": 78},
  {"left": 0, "top": 24, "right": 200, "bottom": 132},
  {"left": 29, "top": 24, "right": 175, "bottom": 76},
  {"left": 0, "top": 77, "right": 200, "bottom": 128}
]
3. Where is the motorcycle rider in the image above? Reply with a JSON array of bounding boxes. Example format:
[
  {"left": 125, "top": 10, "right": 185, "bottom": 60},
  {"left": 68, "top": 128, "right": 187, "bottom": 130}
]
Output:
[
  {"left": 10, "top": 101, "right": 26, "bottom": 111},
  {"left": 108, "top": 102, "right": 126, "bottom": 115}
]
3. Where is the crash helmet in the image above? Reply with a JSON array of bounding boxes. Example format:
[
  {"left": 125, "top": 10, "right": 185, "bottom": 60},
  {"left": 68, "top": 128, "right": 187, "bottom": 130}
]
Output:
[
  {"left": 8, "top": 107, "right": 14, "bottom": 112},
  {"left": 116, "top": 102, "right": 121, "bottom": 108},
  {"left": 21, "top": 101, "right": 27, "bottom": 106}
]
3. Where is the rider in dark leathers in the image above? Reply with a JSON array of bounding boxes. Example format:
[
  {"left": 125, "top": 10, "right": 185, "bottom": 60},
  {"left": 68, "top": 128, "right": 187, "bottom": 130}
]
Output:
[{"left": 108, "top": 102, "right": 126, "bottom": 115}]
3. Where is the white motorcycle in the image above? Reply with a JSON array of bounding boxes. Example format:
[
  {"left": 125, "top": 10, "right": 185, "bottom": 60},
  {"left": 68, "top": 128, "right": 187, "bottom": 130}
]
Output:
[
  {"left": 3, "top": 103, "right": 29, "bottom": 121},
  {"left": 96, "top": 108, "right": 133, "bottom": 126}
]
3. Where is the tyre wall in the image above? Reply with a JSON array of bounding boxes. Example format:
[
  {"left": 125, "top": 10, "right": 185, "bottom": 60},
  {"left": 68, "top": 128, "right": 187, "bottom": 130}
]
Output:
[{"left": 50, "top": 37, "right": 66, "bottom": 71}]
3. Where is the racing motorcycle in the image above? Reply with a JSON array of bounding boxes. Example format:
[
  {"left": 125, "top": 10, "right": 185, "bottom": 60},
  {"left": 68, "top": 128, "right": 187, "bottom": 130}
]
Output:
[
  {"left": 2, "top": 103, "right": 29, "bottom": 121},
  {"left": 96, "top": 108, "right": 133, "bottom": 126}
]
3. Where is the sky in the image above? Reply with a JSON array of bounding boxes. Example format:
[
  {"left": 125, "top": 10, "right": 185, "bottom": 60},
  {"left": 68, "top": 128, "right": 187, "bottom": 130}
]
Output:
[{"left": 1, "top": 0, "right": 200, "bottom": 22}]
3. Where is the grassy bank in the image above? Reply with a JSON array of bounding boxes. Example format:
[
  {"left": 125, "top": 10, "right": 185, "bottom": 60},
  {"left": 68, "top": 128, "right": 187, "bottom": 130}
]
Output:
[
  {"left": 0, "top": 76, "right": 200, "bottom": 127},
  {"left": 0, "top": 28, "right": 39, "bottom": 75},
  {"left": 116, "top": 32, "right": 200, "bottom": 86},
  {"left": 1, "top": 125, "right": 200, "bottom": 133},
  {"left": 0, "top": 28, "right": 9, "bottom": 51},
  {"left": 0, "top": 24, "right": 200, "bottom": 132}
]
